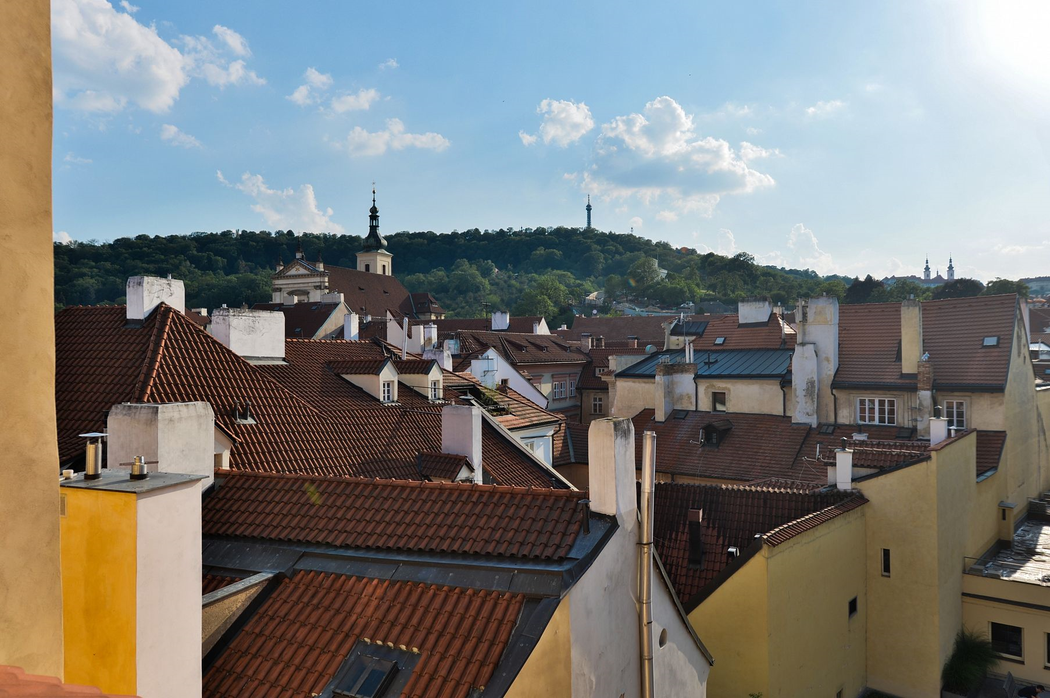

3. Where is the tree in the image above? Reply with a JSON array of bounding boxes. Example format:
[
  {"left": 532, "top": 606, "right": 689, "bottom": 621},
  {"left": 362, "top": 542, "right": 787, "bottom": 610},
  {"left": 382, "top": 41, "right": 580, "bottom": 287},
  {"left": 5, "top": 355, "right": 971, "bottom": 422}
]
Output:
[
  {"left": 932, "top": 278, "right": 985, "bottom": 300},
  {"left": 627, "top": 257, "right": 661, "bottom": 288},
  {"left": 983, "top": 278, "right": 1029, "bottom": 298},
  {"left": 816, "top": 279, "right": 848, "bottom": 300},
  {"left": 884, "top": 279, "right": 932, "bottom": 303},
  {"left": 941, "top": 629, "right": 997, "bottom": 694},
  {"left": 843, "top": 275, "right": 886, "bottom": 304}
]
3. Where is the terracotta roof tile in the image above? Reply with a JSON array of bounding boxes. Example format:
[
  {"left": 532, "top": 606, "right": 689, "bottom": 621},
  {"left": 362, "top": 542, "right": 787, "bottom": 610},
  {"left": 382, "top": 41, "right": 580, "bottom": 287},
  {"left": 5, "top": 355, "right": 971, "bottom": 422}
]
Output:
[
  {"left": 202, "top": 471, "right": 585, "bottom": 560},
  {"left": 455, "top": 331, "right": 587, "bottom": 366},
  {"left": 0, "top": 666, "right": 137, "bottom": 697},
  {"left": 558, "top": 315, "right": 685, "bottom": 346},
  {"left": 252, "top": 302, "right": 342, "bottom": 339},
  {"left": 203, "top": 573, "right": 243, "bottom": 595},
  {"left": 432, "top": 317, "right": 544, "bottom": 334},
  {"left": 203, "top": 571, "right": 524, "bottom": 698},
  {"left": 577, "top": 347, "right": 650, "bottom": 390},
  {"left": 976, "top": 430, "right": 1007, "bottom": 477},
  {"left": 326, "top": 358, "right": 390, "bottom": 375},
  {"left": 324, "top": 265, "right": 416, "bottom": 320},
  {"left": 653, "top": 482, "right": 864, "bottom": 605},
  {"left": 417, "top": 452, "right": 469, "bottom": 480},
  {"left": 690, "top": 314, "right": 795, "bottom": 351}
]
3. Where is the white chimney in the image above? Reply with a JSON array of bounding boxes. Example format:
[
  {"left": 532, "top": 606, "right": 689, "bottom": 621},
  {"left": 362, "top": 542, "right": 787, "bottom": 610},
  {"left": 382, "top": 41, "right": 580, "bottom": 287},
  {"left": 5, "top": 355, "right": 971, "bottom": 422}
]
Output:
[
  {"left": 588, "top": 417, "right": 637, "bottom": 522},
  {"left": 211, "top": 308, "right": 285, "bottom": 361},
  {"left": 191, "top": 307, "right": 208, "bottom": 317},
  {"left": 424, "top": 342, "right": 452, "bottom": 370},
  {"left": 423, "top": 323, "right": 438, "bottom": 350},
  {"left": 791, "top": 344, "right": 818, "bottom": 426},
  {"left": 792, "top": 296, "right": 839, "bottom": 424},
  {"left": 836, "top": 446, "right": 853, "bottom": 490},
  {"left": 738, "top": 297, "right": 773, "bottom": 324},
  {"left": 442, "top": 405, "right": 482, "bottom": 484},
  {"left": 901, "top": 299, "right": 923, "bottom": 374},
  {"left": 491, "top": 310, "right": 510, "bottom": 331},
  {"left": 127, "top": 276, "right": 185, "bottom": 321},
  {"left": 930, "top": 415, "right": 949, "bottom": 446},
  {"left": 107, "top": 402, "right": 216, "bottom": 488},
  {"left": 344, "top": 311, "right": 360, "bottom": 340},
  {"left": 532, "top": 321, "right": 540, "bottom": 334},
  {"left": 655, "top": 362, "right": 697, "bottom": 422},
  {"left": 321, "top": 291, "right": 344, "bottom": 304}
]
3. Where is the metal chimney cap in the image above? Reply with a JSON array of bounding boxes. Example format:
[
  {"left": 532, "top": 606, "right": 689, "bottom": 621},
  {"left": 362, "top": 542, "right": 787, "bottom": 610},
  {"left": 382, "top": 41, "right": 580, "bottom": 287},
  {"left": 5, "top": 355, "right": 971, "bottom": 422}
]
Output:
[{"left": 78, "top": 432, "right": 108, "bottom": 438}]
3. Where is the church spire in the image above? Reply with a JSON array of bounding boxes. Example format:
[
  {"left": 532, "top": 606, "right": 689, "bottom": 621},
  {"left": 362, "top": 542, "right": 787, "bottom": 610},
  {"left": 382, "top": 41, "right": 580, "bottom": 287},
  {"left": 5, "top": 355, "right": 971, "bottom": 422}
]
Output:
[
  {"left": 362, "top": 185, "right": 387, "bottom": 252},
  {"left": 947, "top": 254, "right": 955, "bottom": 281},
  {"left": 923, "top": 255, "right": 931, "bottom": 281}
]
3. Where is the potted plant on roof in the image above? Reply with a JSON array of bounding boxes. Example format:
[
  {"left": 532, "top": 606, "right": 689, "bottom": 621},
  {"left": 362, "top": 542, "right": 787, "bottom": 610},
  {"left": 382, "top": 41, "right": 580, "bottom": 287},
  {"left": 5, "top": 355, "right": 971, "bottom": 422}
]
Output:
[{"left": 941, "top": 628, "right": 998, "bottom": 698}]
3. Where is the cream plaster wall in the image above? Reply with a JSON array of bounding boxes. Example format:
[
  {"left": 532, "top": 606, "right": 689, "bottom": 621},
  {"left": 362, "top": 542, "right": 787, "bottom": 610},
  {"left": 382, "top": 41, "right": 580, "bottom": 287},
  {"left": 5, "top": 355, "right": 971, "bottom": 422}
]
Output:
[
  {"left": 962, "top": 575, "right": 1050, "bottom": 684},
  {"left": 0, "top": 0, "right": 63, "bottom": 676}
]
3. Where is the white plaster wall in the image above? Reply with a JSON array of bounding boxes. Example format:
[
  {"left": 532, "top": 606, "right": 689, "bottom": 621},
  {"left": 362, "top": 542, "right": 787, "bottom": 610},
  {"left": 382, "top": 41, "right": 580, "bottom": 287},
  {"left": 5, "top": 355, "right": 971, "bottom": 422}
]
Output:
[
  {"left": 136, "top": 480, "right": 202, "bottom": 698},
  {"left": 442, "top": 405, "right": 482, "bottom": 481},
  {"left": 108, "top": 402, "right": 216, "bottom": 487},
  {"left": 739, "top": 298, "right": 773, "bottom": 324},
  {"left": 652, "top": 568, "right": 710, "bottom": 697},
  {"left": 797, "top": 297, "right": 839, "bottom": 424},
  {"left": 127, "top": 276, "right": 185, "bottom": 320},
  {"left": 792, "top": 343, "right": 819, "bottom": 426},
  {"left": 211, "top": 308, "right": 285, "bottom": 359},
  {"left": 399, "top": 365, "right": 442, "bottom": 399},
  {"left": 512, "top": 424, "right": 556, "bottom": 466},
  {"left": 468, "top": 349, "right": 549, "bottom": 408}
]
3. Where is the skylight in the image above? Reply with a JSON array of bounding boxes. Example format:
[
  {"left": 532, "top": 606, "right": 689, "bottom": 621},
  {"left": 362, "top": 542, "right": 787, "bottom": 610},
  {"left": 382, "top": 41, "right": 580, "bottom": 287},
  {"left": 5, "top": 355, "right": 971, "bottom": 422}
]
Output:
[
  {"left": 982, "top": 336, "right": 1000, "bottom": 347},
  {"left": 333, "top": 655, "right": 398, "bottom": 697},
  {"left": 714, "top": 337, "right": 726, "bottom": 345}
]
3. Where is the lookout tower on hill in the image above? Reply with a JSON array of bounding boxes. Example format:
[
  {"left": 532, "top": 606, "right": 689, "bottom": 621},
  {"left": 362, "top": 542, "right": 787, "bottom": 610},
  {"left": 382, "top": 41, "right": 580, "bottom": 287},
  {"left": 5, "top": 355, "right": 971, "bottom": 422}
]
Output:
[{"left": 585, "top": 195, "right": 592, "bottom": 230}]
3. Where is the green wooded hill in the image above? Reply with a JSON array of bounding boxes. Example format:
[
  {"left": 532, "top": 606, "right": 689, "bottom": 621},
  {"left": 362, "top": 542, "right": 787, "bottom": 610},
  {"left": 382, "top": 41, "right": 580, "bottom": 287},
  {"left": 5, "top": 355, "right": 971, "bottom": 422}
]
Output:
[{"left": 54, "top": 227, "right": 1019, "bottom": 326}]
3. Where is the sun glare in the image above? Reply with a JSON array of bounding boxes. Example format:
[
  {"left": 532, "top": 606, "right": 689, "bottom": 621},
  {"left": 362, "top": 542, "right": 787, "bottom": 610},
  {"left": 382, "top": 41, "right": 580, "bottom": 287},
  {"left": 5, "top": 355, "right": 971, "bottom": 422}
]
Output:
[{"left": 970, "top": 0, "right": 1050, "bottom": 92}]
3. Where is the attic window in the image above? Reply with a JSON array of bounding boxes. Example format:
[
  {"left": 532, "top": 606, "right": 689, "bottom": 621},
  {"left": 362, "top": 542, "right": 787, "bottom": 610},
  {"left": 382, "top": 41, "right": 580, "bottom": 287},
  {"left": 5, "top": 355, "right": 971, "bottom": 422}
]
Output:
[
  {"left": 714, "top": 337, "right": 726, "bottom": 346},
  {"left": 333, "top": 656, "right": 398, "bottom": 697},
  {"left": 673, "top": 410, "right": 688, "bottom": 420},
  {"left": 982, "top": 336, "right": 1000, "bottom": 347},
  {"left": 819, "top": 424, "right": 836, "bottom": 435}
]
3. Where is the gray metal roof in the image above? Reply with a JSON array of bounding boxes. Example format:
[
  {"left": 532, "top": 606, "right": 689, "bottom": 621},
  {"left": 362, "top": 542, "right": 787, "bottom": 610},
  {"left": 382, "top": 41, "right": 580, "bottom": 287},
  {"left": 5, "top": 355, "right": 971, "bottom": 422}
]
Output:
[
  {"left": 616, "top": 348, "right": 793, "bottom": 379},
  {"left": 670, "top": 320, "right": 710, "bottom": 336}
]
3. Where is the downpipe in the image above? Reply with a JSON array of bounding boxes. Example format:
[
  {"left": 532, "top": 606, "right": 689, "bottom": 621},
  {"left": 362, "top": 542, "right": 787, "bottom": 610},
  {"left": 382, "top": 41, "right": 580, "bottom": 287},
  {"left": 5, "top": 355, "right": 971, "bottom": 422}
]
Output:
[{"left": 639, "top": 430, "right": 657, "bottom": 698}]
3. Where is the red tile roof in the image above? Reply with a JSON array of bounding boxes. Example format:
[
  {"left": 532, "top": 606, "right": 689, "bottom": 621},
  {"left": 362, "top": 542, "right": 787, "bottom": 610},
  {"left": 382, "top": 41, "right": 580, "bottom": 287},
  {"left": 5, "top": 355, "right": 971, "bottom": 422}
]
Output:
[
  {"left": 0, "top": 666, "right": 137, "bottom": 697},
  {"left": 326, "top": 358, "right": 390, "bottom": 375},
  {"left": 578, "top": 347, "right": 651, "bottom": 390},
  {"left": 632, "top": 409, "right": 819, "bottom": 483},
  {"left": 559, "top": 315, "right": 684, "bottom": 346},
  {"left": 203, "top": 571, "right": 523, "bottom": 698},
  {"left": 417, "top": 452, "right": 469, "bottom": 480},
  {"left": 690, "top": 313, "right": 795, "bottom": 351},
  {"left": 324, "top": 264, "right": 417, "bottom": 320},
  {"left": 203, "top": 573, "right": 243, "bottom": 595},
  {"left": 846, "top": 440, "right": 929, "bottom": 469},
  {"left": 455, "top": 331, "right": 587, "bottom": 366},
  {"left": 252, "top": 302, "right": 342, "bottom": 339},
  {"left": 202, "top": 471, "right": 585, "bottom": 560},
  {"left": 433, "top": 316, "right": 545, "bottom": 335},
  {"left": 976, "top": 430, "right": 1007, "bottom": 477},
  {"left": 653, "top": 482, "right": 865, "bottom": 606},
  {"left": 835, "top": 295, "right": 1019, "bottom": 389}
]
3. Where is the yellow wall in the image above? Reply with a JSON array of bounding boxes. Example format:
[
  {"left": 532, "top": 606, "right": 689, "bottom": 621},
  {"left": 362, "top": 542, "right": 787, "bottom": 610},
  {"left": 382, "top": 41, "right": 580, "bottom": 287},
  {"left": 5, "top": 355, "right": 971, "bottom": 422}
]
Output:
[
  {"left": 60, "top": 489, "right": 138, "bottom": 695},
  {"left": 505, "top": 598, "right": 572, "bottom": 698},
  {"left": 0, "top": 0, "right": 63, "bottom": 678},
  {"left": 611, "top": 377, "right": 655, "bottom": 418},
  {"left": 697, "top": 380, "right": 785, "bottom": 416},
  {"left": 766, "top": 506, "right": 868, "bottom": 698},
  {"left": 690, "top": 551, "right": 770, "bottom": 698},
  {"left": 962, "top": 575, "right": 1050, "bottom": 683}
]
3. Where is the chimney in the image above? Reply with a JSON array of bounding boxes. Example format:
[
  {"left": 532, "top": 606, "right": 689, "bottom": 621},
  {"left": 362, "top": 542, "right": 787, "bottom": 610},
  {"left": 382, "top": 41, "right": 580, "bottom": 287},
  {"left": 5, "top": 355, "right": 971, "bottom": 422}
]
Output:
[
  {"left": 491, "top": 311, "right": 510, "bottom": 331},
  {"left": 655, "top": 361, "right": 697, "bottom": 421},
  {"left": 588, "top": 417, "right": 637, "bottom": 522},
  {"left": 836, "top": 442, "right": 853, "bottom": 490},
  {"left": 211, "top": 308, "right": 285, "bottom": 361},
  {"left": 738, "top": 297, "right": 773, "bottom": 324},
  {"left": 792, "top": 297, "right": 839, "bottom": 424},
  {"left": 581, "top": 333, "right": 593, "bottom": 351},
  {"left": 441, "top": 405, "right": 482, "bottom": 484},
  {"left": 191, "top": 307, "right": 208, "bottom": 317},
  {"left": 321, "top": 291, "right": 344, "bottom": 304},
  {"left": 344, "top": 311, "right": 360, "bottom": 340},
  {"left": 917, "top": 358, "right": 934, "bottom": 438},
  {"left": 663, "top": 320, "right": 674, "bottom": 351},
  {"left": 930, "top": 408, "right": 949, "bottom": 446},
  {"left": 422, "top": 323, "right": 438, "bottom": 350},
  {"left": 627, "top": 336, "right": 639, "bottom": 348},
  {"left": 126, "top": 276, "right": 185, "bottom": 321},
  {"left": 901, "top": 299, "right": 923, "bottom": 375},
  {"left": 107, "top": 402, "right": 216, "bottom": 488},
  {"left": 423, "top": 341, "right": 452, "bottom": 371},
  {"left": 532, "top": 320, "right": 540, "bottom": 334},
  {"left": 79, "top": 432, "right": 106, "bottom": 480}
]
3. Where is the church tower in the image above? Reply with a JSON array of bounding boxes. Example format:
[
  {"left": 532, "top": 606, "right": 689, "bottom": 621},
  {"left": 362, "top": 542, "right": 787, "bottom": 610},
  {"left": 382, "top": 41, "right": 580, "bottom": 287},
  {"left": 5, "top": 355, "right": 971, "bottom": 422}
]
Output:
[
  {"left": 585, "top": 195, "right": 592, "bottom": 230},
  {"left": 947, "top": 256, "right": 955, "bottom": 281},
  {"left": 923, "top": 256, "right": 931, "bottom": 281},
  {"left": 356, "top": 187, "right": 393, "bottom": 276}
]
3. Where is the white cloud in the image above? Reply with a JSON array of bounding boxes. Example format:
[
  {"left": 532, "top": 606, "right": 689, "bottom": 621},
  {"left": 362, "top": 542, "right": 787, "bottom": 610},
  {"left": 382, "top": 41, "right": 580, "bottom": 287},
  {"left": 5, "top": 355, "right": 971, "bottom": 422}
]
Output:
[
  {"left": 342, "top": 118, "right": 449, "bottom": 157},
  {"left": 519, "top": 130, "right": 538, "bottom": 146},
  {"left": 379, "top": 58, "right": 399, "bottom": 70},
  {"left": 532, "top": 98, "right": 594, "bottom": 147},
  {"left": 656, "top": 210, "right": 678, "bottom": 222},
  {"left": 629, "top": 216, "right": 644, "bottom": 229},
  {"left": 787, "top": 223, "right": 834, "bottom": 273},
  {"left": 212, "top": 25, "right": 250, "bottom": 57},
  {"left": 331, "top": 88, "right": 380, "bottom": 113},
  {"left": 745, "top": 126, "right": 763, "bottom": 136},
  {"left": 52, "top": 0, "right": 263, "bottom": 113},
  {"left": 698, "top": 228, "right": 740, "bottom": 256},
  {"left": 287, "top": 67, "right": 334, "bottom": 106},
  {"left": 739, "top": 141, "right": 781, "bottom": 162},
  {"left": 805, "top": 99, "right": 847, "bottom": 118},
  {"left": 118, "top": 0, "right": 138, "bottom": 12},
  {"left": 64, "top": 151, "right": 92, "bottom": 164},
  {"left": 160, "top": 123, "right": 201, "bottom": 148},
  {"left": 226, "top": 171, "right": 345, "bottom": 233},
  {"left": 582, "top": 96, "right": 775, "bottom": 219},
  {"left": 719, "top": 102, "right": 752, "bottom": 117},
  {"left": 53, "top": 231, "right": 74, "bottom": 244},
  {"left": 216, "top": 169, "right": 230, "bottom": 186},
  {"left": 864, "top": 82, "right": 884, "bottom": 93}
]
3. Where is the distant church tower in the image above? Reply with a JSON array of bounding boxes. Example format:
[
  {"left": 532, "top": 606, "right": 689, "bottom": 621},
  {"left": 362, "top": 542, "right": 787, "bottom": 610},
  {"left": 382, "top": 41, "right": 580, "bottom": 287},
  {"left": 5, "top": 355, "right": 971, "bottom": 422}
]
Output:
[
  {"left": 947, "top": 256, "right": 955, "bottom": 281},
  {"left": 923, "top": 256, "right": 931, "bottom": 281},
  {"left": 356, "top": 187, "right": 392, "bottom": 276},
  {"left": 585, "top": 195, "right": 592, "bottom": 230}
]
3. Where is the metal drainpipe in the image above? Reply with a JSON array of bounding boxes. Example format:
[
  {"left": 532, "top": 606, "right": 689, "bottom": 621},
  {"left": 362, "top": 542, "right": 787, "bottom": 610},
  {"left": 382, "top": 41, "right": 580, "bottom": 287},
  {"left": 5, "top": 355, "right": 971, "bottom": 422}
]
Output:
[{"left": 639, "top": 430, "right": 657, "bottom": 698}]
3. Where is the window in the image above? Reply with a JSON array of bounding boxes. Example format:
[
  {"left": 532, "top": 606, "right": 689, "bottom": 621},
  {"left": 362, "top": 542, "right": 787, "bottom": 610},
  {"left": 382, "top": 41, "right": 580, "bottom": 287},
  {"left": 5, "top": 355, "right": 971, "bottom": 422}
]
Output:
[
  {"left": 848, "top": 597, "right": 858, "bottom": 618},
  {"left": 592, "top": 395, "right": 604, "bottom": 415},
  {"left": 857, "top": 397, "right": 897, "bottom": 425},
  {"left": 499, "top": 378, "right": 509, "bottom": 387},
  {"left": 943, "top": 400, "right": 966, "bottom": 430},
  {"left": 364, "top": 263, "right": 370, "bottom": 273},
  {"left": 382, "top": 264, "right": 387, "bottom": 275},
  {"left": 381, "top": 380, "right": 394, "bottom": 403},
  {"left": 1045, "top": 632, "right": 1050, "bottom": 667},
  {"left": 712, "top": 391, "right": 727, "bottom": 412},
  {"left": 595, "top": 367, "right": 609, "bottom": 376},
  {"left": 991, "top": 622, "right": 1023, "bottom": 660},
  {"left": 552, "top": 380, "right": 567, "bottom": 400},
  {"left": 714, "top": 337, "right": 726, "bottom": 346},
  {"left": 333, "top": 655, "right": 398, "bottom": 697},
  {"left": 881, "top": 549, "right": 891, "bottom": 577},
  {"left": 983, "top": 336, "right": 1000, "bottom": 347},
  {"left": 568, "top": 378, "right": 576, "bottom": 397},
  {"left": 429, "top": 380, "right": 441, "bottom": 400}
]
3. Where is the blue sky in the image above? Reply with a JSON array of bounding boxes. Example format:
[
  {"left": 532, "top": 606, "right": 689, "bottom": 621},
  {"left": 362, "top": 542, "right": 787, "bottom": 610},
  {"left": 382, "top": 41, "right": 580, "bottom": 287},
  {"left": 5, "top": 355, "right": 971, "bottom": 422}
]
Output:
[{"left": 52, "top": 0, "right": 1050, "bottom": 281}]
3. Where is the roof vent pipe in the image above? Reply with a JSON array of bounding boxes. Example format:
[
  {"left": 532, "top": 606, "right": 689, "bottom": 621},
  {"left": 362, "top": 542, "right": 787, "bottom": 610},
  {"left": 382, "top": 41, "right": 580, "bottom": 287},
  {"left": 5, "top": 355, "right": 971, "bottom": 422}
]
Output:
[
  {"left": 130, "top": 455, "right": 149, "bottom": 481},
  {"left": 80, "top": 432, "right": 107, "bottom": 480},
  {"left": 639, "top": 430, "right": 657, "bottom": 698}
]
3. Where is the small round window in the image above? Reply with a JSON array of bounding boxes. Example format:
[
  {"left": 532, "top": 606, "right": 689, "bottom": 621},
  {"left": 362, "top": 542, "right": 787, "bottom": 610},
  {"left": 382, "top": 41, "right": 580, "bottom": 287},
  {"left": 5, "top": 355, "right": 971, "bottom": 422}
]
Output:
[{"left": 658, "top": 628, "right": 668, "bottom": 648}]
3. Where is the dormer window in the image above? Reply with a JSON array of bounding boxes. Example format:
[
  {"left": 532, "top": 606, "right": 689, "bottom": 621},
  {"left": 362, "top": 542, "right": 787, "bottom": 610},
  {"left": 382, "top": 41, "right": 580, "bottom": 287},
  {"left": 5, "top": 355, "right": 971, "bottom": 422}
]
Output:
[
  {"left": 430, "top": 380, "right": 441, "bottom": 400},
  {"left": 982, "top": 336, "right": 1000, "bottom": 347},
  {"left": 381, "top": 381, "right": 394, "bottom": 403}
]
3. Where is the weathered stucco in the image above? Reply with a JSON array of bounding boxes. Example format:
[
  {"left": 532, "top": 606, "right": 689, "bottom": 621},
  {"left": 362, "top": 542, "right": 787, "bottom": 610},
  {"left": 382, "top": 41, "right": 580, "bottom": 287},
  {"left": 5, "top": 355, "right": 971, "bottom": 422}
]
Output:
[{"left": 0, "top": 0, "right": 64, "bottom": 677}]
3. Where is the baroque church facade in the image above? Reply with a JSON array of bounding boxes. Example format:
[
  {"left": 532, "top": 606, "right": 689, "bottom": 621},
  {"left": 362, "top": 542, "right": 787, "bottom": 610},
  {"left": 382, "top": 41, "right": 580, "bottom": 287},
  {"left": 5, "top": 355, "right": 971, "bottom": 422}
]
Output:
[{"left": 882, "top": 256, "right": 957, "bottom": 288}]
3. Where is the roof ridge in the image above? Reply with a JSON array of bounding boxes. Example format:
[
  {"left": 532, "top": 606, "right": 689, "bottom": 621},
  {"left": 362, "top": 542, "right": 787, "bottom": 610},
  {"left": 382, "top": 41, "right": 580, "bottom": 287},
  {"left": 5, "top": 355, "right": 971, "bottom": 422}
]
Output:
[
  {"left": 762, "top": 496, "right": 868, "bottom": 546},
  {"left": 134, "top": 304, "right": 175, "bottom": 402}
]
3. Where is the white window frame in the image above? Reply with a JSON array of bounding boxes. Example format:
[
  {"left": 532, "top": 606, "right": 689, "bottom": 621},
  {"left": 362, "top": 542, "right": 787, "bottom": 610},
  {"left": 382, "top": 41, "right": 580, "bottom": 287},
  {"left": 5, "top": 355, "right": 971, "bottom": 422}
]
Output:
[
  {"left": 381, "top": 380, "right": 394, "bottom": 403},
  {"left": 568, "top": 377, "right": 576, "bottom": 397},
  {"left": 552, "top": 380, "right": 567, "bottom": 400},
  {"left": 430, "top": 380, "right": 441, "bottom": 400},
  {"left": 857, "top": 397, "right": 897, "bottom": 425},
  {"left": 943, "top": 400, "right": 966, "bottom": 430},
  {"left": 592, "top": 395, "right": 604, "bottom": 415}
]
